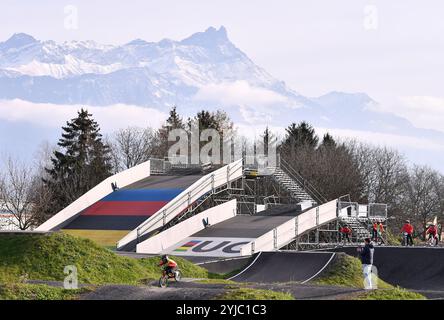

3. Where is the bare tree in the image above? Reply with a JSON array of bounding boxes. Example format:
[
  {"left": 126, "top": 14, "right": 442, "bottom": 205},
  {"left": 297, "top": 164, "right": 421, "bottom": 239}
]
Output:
[
  {"left": 404, "top": 165, "right": 441, "bottom": 237},
  {"left": 434, "top": 175, "right": 444, "bottom": 220},
  {"left": 0, "top": 157, "right": 51, "bottom": 230},
  {"left": 108, "top": 127, "right": 156, "bottom": 172}
]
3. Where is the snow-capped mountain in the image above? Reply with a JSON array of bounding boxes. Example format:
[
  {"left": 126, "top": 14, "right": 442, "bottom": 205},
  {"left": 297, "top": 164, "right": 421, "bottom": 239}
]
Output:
[
  {"left": 0, "top": 27, "right": 311, "bottom": 113},
  {"left": 0, "top": 27, "right": 443, "bottom": 142},
  {"left": 1, "top": 26, "right": 444, "bottom": 171}
]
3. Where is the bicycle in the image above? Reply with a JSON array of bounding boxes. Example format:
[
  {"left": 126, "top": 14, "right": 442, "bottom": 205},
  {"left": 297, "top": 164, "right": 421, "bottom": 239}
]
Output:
[
  {"left": 159, "top": 268, "right": 182, "bottom": 288},
  {"left": 427, "top": 234, "right": 439, "bottom": 247}
]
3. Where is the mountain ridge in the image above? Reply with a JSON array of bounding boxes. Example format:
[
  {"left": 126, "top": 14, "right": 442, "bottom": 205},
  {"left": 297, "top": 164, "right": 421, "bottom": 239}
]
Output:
[{"left": 0, "top": 27, "right": 441, "bottom": 143}]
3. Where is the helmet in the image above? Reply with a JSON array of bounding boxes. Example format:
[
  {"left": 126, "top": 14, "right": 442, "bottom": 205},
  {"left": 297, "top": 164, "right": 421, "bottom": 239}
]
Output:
[
  {"left": 405, "top": 220, "right": 410, "bottom": 224},
  {"left": 161, "top": 254, "right": 168, "bottom": 261}
]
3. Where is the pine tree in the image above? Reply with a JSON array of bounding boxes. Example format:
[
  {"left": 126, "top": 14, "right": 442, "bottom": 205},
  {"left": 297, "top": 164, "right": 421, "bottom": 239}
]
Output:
[
  {"left": 165, "top": 106, "right": 184, "bottom": 130},
  {"left": 195, "top": 110, "right": 218, "bottom": 130},
  {"left": 261, "top": 126, "right": 276, "bottom": 156},
  {"left": 44, "top": 109, "right": 112, "bottom": 212},
  {"left": 153, "top": 106, "right": 186, "bottom": 158},
  {"left": 320, "top": 132, "right": 336, "bottom": 148},
  {"left": 283, "top": 121, "right": 319, "bottom": 149}
]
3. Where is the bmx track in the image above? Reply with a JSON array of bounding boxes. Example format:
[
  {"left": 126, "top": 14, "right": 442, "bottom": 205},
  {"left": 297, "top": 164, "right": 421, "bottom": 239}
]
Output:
[
  {"left": 331, "top": 246, "right": 444, "bottom": 291},
  {"left": 228, "top": 251, "right": 335, "bottom": 283}
]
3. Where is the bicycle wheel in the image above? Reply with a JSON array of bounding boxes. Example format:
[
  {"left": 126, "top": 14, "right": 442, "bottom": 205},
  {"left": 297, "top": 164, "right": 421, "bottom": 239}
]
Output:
[
  {"left": 159, "top": 276, "right": 168, "bottom": 288},
  {"left": 174, "top": 270, "right": 182, "bottom": 282}
]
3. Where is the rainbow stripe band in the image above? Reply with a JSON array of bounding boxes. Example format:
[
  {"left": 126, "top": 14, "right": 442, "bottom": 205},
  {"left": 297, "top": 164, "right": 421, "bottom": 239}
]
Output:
[{"left": 174, "top": 240, "right": 201, "bottom": 251}]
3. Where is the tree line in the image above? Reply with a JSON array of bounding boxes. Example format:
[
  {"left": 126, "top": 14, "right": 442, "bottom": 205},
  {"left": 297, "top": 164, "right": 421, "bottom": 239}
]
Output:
[{"left": 0, "top": 106, "right": 443, "bottom": 238}]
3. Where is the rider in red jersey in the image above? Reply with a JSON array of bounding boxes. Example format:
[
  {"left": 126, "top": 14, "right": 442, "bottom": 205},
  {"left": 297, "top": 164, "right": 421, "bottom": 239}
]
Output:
[
  {"left": 159, "top": 254, "right": 178, "bottom": 276},
  {"left": 426, "top": 224, "right": 438, "bottom": 243},
  {"left": 401, "top": 220, "right": 414, "bottom": 246}
]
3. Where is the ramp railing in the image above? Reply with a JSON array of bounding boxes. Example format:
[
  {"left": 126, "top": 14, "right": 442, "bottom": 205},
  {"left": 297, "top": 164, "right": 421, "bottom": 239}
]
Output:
[
  {"left": 240, "top": 199, "right": 338, "bottom": 255},
  {"left": 117, "top": 159, "right": 243, "bottom": 250},
  {"left": 149, "top": 157, "right": 202, "bottom": 175}
]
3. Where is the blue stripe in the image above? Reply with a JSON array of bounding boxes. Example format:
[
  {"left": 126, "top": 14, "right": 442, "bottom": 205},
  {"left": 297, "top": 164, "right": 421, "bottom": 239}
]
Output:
[{"left": 102, "top": 189, "right": 183, "bottom": 202}]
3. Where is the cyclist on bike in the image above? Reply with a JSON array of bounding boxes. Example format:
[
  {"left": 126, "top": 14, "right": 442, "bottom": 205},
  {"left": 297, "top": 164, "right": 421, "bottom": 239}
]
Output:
[
  {"left": 159, "top": 254, "right": 178, "bottom": 276},
  {"left": 401, "top": 220, "right": 414, "bottom": 246},
  {"left": 426, "top": 223, "right": 438, "bottom": 244}
]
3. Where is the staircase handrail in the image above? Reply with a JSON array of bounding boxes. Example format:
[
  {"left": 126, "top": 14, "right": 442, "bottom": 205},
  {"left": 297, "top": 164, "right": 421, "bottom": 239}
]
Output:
[{"left": 279, "top": 158, "right": 328, "bottom": 204}]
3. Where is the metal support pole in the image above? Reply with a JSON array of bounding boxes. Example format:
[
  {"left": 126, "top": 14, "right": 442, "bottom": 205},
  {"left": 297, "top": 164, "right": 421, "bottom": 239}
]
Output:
[
  {"left": 273, "top": 228, "right": 278, "bottom": 250},
  {"left": 295, "top": 216, "right": 299, "bottom": 251},
  {"left": 162, "top": 210, "right": 167, "bottom": 226},
  {"left": 316, "top": 228, "right": 320, "bottom": 245},
  {"left": 227, "top": 165, "right": 231, "bottom": 189},
  {"left": 336, "top": 219, "right": 339, "bottom": 244},
  {"left": 316, "top": 207, "right": 319, "bottom": 226},
  {"left": 187, "top": 191, "right": 191, "bottom": 207}
]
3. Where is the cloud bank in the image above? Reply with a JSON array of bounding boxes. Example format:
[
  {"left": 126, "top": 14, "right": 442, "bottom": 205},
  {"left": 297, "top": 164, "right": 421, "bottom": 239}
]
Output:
[
  {"left": 369, "top": 96, "right": 444, "bottom": 134},
  {"left": 0, "top": 99, "right": 168, "bottom": 133},
  {"left": 194, "top": 80, "right": 289, "bottom": 106}
]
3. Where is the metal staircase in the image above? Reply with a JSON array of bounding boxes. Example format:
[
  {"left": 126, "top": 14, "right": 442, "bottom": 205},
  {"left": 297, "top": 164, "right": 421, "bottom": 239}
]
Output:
[
  {"left": 270, "top": 167, "right": 317, "bottom": 204},
  {"left": 266, "top": 157, "right": 327, "bottom": 206},
  {"left": 340, "top": 216, "right": 371, "bottom": 242}
]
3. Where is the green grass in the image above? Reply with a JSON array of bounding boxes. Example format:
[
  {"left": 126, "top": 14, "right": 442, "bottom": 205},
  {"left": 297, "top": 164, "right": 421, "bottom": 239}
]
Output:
[
  {"left": 0, "top": 283, "right": 90, "bottom": 300},
  {"left": 216, "top": 288, "right": 294, "bottom": 300},
  {"left": 314, "top": 253, "right": 391, "bottom": 289},
  {"left": 0, "top": 232, "right": 213, "bottom": 286},
  {"left": 356, "top": 287, "right": 426, "bottom": 300}
]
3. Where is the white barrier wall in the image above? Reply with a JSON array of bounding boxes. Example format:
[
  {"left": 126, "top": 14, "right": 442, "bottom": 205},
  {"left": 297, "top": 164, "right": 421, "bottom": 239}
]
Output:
[
  {"left": 117, "top": 159, "right": 243, "bottom": 250},
  {"left": 136, "top": 199, "right": 237, "bottom": 254},
  {"left": 36, "top": 160, "right": 151, "bottom": 231},
  {"left": 240, "top": 199, "right": 338, "bottom": 256}
]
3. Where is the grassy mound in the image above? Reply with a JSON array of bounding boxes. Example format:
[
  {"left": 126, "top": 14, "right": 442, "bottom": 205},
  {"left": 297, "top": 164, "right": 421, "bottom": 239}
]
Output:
[
  {"left": 216, "top": 288, "right": 294, "bottom": 300},
  {"left": 0, "top": 232, "right": 212, "bottom": 285},
  {"left": 314, "top": 253, "right": 392, "bottom": 289},
  {"left": 314, "top": 253, "right": 427, "bottom": 300},
  {"left": 0, "top": 283, "right": 88, "bottom": 300}
]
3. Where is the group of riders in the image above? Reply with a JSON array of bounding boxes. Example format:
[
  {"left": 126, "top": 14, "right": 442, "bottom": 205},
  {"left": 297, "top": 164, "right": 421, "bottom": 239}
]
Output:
[
  {"left": 339, "top": 220, "right": 440, "bottom": 246},
  {"left": 400, "top": 220, "right": 440, "bottom": 246}
]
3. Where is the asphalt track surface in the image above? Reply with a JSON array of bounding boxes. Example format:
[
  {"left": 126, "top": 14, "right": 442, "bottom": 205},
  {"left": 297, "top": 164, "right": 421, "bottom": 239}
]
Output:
[
  {"left": 124, "top": 175, "right": 202, "bottom": 190},
  {"left": 80, "top": 281, "right": 362, "bottom": 300},
  {"left": 330, "top": 246, "right": 444, "bottom": 292},
  {"left": 192, "top": 215, "right": 295, "bottom": 238},
  {"left": 229, "top": 251, "right": 335, "bottom": 283}
]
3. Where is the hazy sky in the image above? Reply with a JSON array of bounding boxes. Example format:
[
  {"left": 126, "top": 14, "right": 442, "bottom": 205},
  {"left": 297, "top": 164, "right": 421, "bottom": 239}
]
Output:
[
  {"left": 1, "top": 1, "right": 444, "bottom": 170},
  {"left": 1, "top": 0, "right": 443, "bottom": 102}
]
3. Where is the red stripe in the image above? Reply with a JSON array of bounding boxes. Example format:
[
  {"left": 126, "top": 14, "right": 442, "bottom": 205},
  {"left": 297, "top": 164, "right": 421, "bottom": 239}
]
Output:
[{"left": 82, "top": 201, "right": 168, "bottom": 216}]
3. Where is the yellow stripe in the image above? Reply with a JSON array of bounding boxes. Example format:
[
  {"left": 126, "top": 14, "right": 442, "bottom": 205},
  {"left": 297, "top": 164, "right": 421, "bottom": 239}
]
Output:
[{"left": 62, "top": 229, "right": 130, "bottom": 248}]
